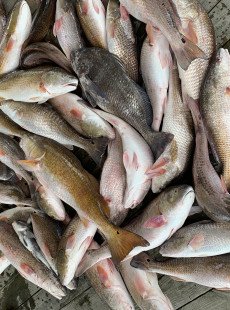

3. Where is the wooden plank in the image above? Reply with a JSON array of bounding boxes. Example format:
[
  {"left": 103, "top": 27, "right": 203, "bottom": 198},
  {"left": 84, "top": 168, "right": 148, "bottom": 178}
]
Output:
[
  {"left": 159, "top": 276, "right": 211, "bottom": 309},
  {"left": 0, "top": 273, "right": 39, "bottom": 310},
  {"left": 0, "top": 266, "right": 16, "bottom": 291},
  {"left": 199, "top": 0, "right": 221, "bottom": 12},
  {"left": 180, "top": 289, "right": 230, "bottom": 310},
  {"left": 62, "top": 287, "right": 110, "bottom": 310},
  {"left": 209, "top": 0, "right": 230, "bottom": 47},
  {"left": 18, "top": 276, "right": 91, "bottom": 310}
]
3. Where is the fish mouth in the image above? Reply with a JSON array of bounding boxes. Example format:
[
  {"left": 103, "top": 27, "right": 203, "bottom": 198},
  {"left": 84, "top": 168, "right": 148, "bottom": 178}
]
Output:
[{"left": 182, "top": 186, "right": 195, "bottom": 205}]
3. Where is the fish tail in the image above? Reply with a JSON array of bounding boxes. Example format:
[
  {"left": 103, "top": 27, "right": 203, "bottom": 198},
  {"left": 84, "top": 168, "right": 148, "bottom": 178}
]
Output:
[
  {"left": 172, "top": 34, "right": 207, "bottom": 70},
  {"left": 147, "top": 131, "right": 174, "bottom": 160},
  {"left": 85, "top": 137, "right": 108, "bottom": 165},
  {"left": 105, "top": 226, "right": 149, "bottom": 265}
]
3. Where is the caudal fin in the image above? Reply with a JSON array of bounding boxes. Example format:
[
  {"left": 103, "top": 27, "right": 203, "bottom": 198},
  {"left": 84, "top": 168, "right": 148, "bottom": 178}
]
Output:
[
  {"left": 85, "top": 137, "right": 108, "bottom": 166},
  {"left": 106, "top": 227, "right": 149, "bottom": 265},
  {"left": 149, "top": 131, "right": 174, "bottom": 160},
  {"left": 173, "top": 34, "right": 207, "bottom": 70}
]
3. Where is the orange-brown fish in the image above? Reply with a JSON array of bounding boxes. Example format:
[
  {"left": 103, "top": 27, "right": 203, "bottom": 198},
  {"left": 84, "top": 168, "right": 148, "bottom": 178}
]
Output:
[{"left": 19, "top": 134, "right": 149, "bottom": 264}]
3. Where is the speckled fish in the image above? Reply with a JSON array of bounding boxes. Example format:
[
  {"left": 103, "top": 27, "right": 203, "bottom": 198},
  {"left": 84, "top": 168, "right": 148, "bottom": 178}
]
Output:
[
  {"left": 57, "top": 215, "right": 96, "bottom": 286},
  {"left": 54, "top": 0, "right": 84, "bottom": 59},
  {"left": 71, "top": 48, "right": 173, "bottom": 159},
  {"left": 21, "top": 42, "right": 72, "bottom": 73},
  {"left": 148, "top": 61, "right": 194, "bottom": 193},
  {"left": 1, "top": 100, "right": 107, "bottom": 165},
  {"left": 100, "top": 130, "right": 127, "bottom": 225},
  {"left": 19, "top": 135, "right": 149, "bottom": 264},
  {"left": 131, "top": 252, "right": 230, "bottom": 290},
  {"left": 35, "top": 182, "right": 67, "bottom": 221},
  {"left": 160, "top": 221, "right": 230, "bottom": 258},
  {"left": 0, "top": 110, "right": 26, "bottom": 138},
  {"left": 172, "top": 0, "right": 216, "bottom": 100},
  {"left": 0, "top": 67, "right": 78, "bottom": 103},
  {"left": 49, "top": 93, "right": 115, "bottom": 140},
  {"left": 97, "top": 110, "right": 153, "bottom": 209},
  {"left": 76, "top": 0, "right": 107, "bottom": 48},
  {"left": 106, "top": 0, "right": 138, "bottom": 81},
  {"left": 86, "top": 241, "right": 135, "bottom": 310},
  {"left": 120, "top": 258, "right": 174, "bottom": 310},
  {"left": 0, "top": 1, "right": 6, "bottom": 41},
  {"left": 0, "top": 1, "right": 32, "bottom": 75},
  {"left": 0, "top": 221, "right": 66, "bottom": 299},
  {"left": 0, "top": 133, "right": 32, "bottom": 187},
  {"left": 119, "top": 0, "right": 206, "bottom": 71},
  {"left": 0, "top": 207, "right": 41, "bottom": 223},
  {"left": 31, "top": 214, "right": 59, "bottom": 273},
  {"left": 25, "top": 0, "right": 56, "bottom": 45},
  {"left": 141, "top": 25, "right": 171, "bottom": 131},
  {"left": 0, "top": 182, "right": 33, "bottom": 206},
  {"left": 200, "top": 49, "right": 230, "bottom": 191},
  {"left": 0, "top": 162, "right": 14, "bottom": 181},
  {"left": 12, "top": 220, "right": 50, "bottom": 268},
  {"left": 188, "top": 95, "right": 230, "bottom": 222},
  {"left": 76, "top": 185, "right": 194, "bottom": 275}
]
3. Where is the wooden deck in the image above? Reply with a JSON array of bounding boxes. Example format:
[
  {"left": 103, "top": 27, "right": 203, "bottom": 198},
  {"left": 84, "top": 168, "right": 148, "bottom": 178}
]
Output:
[{"left": 1, "top": 0, "right": 230, "bottom": 309}]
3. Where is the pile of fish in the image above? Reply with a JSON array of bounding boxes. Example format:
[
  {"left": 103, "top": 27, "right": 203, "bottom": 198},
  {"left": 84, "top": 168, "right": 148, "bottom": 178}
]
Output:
[{"left": 0, "top": 0, "right": 228, "bottom": 308}]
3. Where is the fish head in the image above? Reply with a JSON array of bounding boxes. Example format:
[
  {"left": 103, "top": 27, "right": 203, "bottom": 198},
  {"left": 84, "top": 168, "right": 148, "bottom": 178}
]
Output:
[
  {"left": 214, "top": 49, "right": 230, "bottom": 83},
  {"left": 155, "top": 185, "right": 195, "bottom": 223},
  {"left": 20, "top": 134, "right": 46, "bottom": 161},
  {"left": 42, "top": 68, "right": 78, "bottom": 95},
  {"left": 130, "top": 252, "right": 151, "bottom": 270},
  {"left": 12, "top": 220, "right": 28, "bottom": 233}
]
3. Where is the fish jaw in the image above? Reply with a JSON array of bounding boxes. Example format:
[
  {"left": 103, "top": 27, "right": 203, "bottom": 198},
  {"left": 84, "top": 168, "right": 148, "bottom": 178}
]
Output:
[{"left": 123, "top": 178, "right": 151, "bottom": 209}]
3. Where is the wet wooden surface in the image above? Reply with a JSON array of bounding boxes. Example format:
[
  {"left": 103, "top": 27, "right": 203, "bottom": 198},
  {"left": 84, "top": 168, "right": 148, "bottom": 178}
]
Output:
[{"left": 0, "top": 0, "right": 230, "bottom": 309}]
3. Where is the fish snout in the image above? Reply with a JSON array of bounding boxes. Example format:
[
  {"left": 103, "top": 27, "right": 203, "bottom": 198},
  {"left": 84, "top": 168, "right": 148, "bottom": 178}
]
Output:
[
  {"left": 181, "top": 186, "right": 195, "bottom": 206},
  {"left": 130, "top": 252, "right": 150, "bottom": 270}
]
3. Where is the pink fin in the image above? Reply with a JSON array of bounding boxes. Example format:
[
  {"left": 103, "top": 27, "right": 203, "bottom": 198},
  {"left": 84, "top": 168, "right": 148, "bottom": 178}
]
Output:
[
  {"left": 97, "top": 265, "right": 111, "bottom": 288},
  {"left": 146, "top": 23, "right": 154, "bottom": 45},
  {"left": 123, "top": 151, "right": 129, "bottom": 168},
  {"left": 132, "top": 152, "right": 139, "bottom": 170},
  {"left": 0, "top": 150, "right": 5, "bottom": 156},
  {"left": 39, "top": 82, "right": 47, "bottom": 93},
  {"left": 134, "top": 276, "right": 149, "bottom": 299},
  {"left": 225, "top": 87, "right": 230, "bottom": 96},
  {"left": 70, "top": 108, "right": 83, "bottom": 119},
  {"left": 143, "top": 215, "right": 167, "bottom": 228},
  {"left": 146, "top": 157, "right": 169, "bottom": 178},
  {"left": 120, "top": 5, "right": 129, "bottom": 20},
  {"left": 43, "top": 243, "right": 52, "bottom": 258},
  {"left": 53, "top": 17, "right": 63, "bottom": 36},
  {"left": 20, "top": 263, "right": 34, "bottom": 276},
  {"left": 6, "top": 37, "right": 15, "bottom": 52},
  {"left": 182, "top": 20, "right": 198, "bottom": 44},
  {"left": 221, "top": 175, "right": 229, "bottom": 194},
  {"left": 66, "top": 234, "right": 76, "bottom": 250},
  {"left": 92, "top": 0, "right": 100, "bottom": 14},
  {"left": 188, "top": 234, "right": 204, "bottom": 250},
  {"left": 81, "top": 0, "right": 89, "bottom": 14}
]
